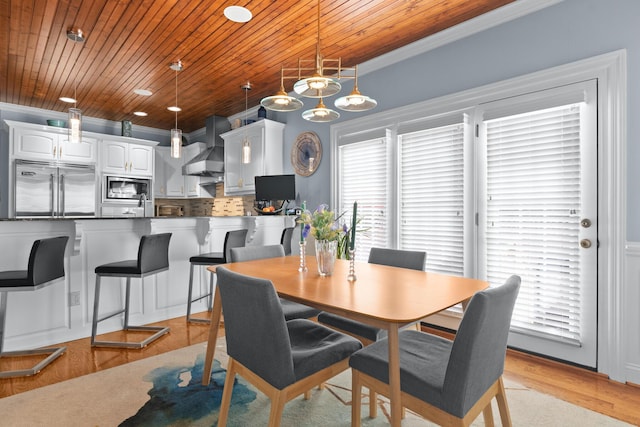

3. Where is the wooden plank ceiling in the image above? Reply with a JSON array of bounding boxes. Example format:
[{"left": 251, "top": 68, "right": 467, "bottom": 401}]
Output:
[{"left": 0, "top": 0, "right": 514, "bottom": 132}]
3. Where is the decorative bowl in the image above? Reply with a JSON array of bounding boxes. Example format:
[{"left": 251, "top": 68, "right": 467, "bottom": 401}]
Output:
[{"left": 47, "top": 119, "right": 66, "bottom": 128}]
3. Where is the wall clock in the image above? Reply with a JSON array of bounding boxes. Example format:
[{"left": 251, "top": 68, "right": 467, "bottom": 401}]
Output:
[{"left": 291, "top": 131, "right": 322, "bottom": 176}]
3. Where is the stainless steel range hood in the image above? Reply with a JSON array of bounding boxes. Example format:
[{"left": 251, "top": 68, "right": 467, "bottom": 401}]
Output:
[
  {"left": 182, "top": 114, "right": 229, "bottom": 177},
  {"left": 182, "top": 145, "right": 224, "bottom": 177}
]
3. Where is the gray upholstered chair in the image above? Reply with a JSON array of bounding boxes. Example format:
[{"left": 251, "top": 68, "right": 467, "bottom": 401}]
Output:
[
  {"left": 317, "top": 247, "right": 426, "bottom": 344},
  {"left": 230, "top": 244, "right": 320, "bottom": 320},
  {"left": 0, "top": 236, "right": 69, "bottom": 378},
  {"left": 349, "top": 275, "right": 521, "bottom": 427},
  {"left": 186, "top": 229, "right": 248, "bottom": 323},
  {"left": 216, "top": 267, "right": 363, "bottom": 427},
  {"left": 91, "top": 233, "right": 172, "bottom": 348},
  {"left": 280, "top": 226, "right": 295, "bottom": 255}
]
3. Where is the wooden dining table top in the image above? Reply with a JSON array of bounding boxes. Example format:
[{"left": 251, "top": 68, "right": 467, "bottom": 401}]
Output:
[{"left": 213, "top": 255, "right": 488, "bottom": 328}]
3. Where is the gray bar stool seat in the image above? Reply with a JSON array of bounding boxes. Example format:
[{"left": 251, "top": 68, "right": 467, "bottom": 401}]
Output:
[
  {"left": 186, "top": 229, "right": 248, "bottom": 323},
  {"left": 91, "top": 233, "right": 172, "bottom": 348},
  {"left": 0, "top": 236, "right": 69, "bottom": 378}
]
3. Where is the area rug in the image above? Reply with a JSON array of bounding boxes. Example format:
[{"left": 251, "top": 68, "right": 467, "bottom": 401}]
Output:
[{"left": 0, "top": 338, "right": 630, "bottom": 427}]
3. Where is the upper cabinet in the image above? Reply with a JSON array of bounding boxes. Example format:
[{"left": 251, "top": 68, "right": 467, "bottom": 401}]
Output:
[
  {"left": 101, "top": 140, "right": 153, "bottom": 177},
  {"left": 10, "top": 124, "right": 97, "bottom": 163},
  {"left": 221, "top": 119, "right": 284, "bottom": 195}
]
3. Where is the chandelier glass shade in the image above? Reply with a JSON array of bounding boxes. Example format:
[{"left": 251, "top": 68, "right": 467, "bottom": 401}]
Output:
[
  {"left": 65, "top": 27, "right": 84, "bottom": 143},
  {"left": 241, "top": 82, "right": 252, "bottom": 164},
  {"left": 260, "top": 0, "right": 376, "bottom": 123}
]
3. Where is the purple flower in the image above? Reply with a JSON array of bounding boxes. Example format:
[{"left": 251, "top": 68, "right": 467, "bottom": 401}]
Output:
[{"left": 342, "top": 224, "right": 348, "bottom": 234}]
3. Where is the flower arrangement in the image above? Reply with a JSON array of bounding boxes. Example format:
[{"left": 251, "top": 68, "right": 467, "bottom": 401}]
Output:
[{"left": 298, "top": 203, "right": 362, "bottom": 260}]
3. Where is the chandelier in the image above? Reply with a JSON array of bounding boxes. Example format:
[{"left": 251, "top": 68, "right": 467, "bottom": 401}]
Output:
[
  {"left": 260, "top": 0, "right": 376, "bottom": 123},
  {"left": 168, "top": 60, "right": 183, "bottom": 158}
]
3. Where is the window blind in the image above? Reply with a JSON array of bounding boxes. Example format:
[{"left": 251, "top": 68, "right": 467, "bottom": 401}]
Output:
[
  {"left": 485, "top": 103, "right": 583, "bottom": 345},
  {"left": 399, "top": 123, "right": 465, "bottom": 275},
  {"left": 339, "top": 138, "right": 389, "bottom": 261}
]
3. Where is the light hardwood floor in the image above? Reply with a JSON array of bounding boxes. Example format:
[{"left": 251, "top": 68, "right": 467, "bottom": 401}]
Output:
[{"left": 1, "top": 316, "right": 638, "bottom": 425}]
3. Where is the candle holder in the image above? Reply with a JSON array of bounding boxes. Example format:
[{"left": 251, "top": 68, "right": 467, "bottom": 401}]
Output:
[
  {"left": 298, "top": 240, "right": 308, "bottom": 272},
  {"left": 347, "top": 249, "right": 357, "bottom": 282}
]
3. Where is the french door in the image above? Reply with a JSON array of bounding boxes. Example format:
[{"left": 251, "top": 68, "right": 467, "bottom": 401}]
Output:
[{"left": 477, "top": 80, "right": 598, "bottom": 367}]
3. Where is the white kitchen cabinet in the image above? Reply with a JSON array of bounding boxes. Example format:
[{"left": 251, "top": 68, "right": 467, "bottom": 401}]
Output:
[
  {"left": 221, "top": 119, "right": 284, "bottom": 195},
  {"left": 154, "top": 142, "right": 205, "bottom": 198},
  {"left": 101, "top": 140, "right": 153, "bottom": 176},
  {"left": 11, "top": 125, "right": 97, "bottom": 163}
]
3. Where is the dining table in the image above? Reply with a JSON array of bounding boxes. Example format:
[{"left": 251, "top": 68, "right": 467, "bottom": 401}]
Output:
[{"left": 202, "top": 255, "right": 488, "bottom": 427}]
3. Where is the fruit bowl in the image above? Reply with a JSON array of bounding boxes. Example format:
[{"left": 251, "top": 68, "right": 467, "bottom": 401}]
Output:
[{"left": 254, "top": 207, "right": 283, "bottom": 215}]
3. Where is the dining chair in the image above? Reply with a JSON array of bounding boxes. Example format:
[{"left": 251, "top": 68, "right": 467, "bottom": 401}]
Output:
[
  {"left": 317, "top": 247, "right": 426, "bottom": 344},
  {"left": 215, "top": 267, "right": 363, "bottom": 427},
  {"left": 91, "top": 233, "right": 172, "bottom": 348},
  {"left": 349, "top": 275, "right": 521, "bottom": 427},
  {"left": 280, "top": 226, "right": 295, "bottom": 255},
  {"left": 230, "top": 244, "right": 320, "bottom": 320},
  {"left": 186, "top": 228, "right": 248, "bottom": 323},
  {"left": 0, "top": 236, "right": 69, "bottom": 378}
]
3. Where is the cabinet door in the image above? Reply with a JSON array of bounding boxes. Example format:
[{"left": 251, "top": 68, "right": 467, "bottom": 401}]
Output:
[
  {"left": 183, "top": 143, "right": 202, "bottom": 197},
  {"left": 240, "top": 129, "right": 265, "bottom": 192},
  {"left": 164, "top": 152, "right": 185, "bottom": 196},
  {"left": 13, "top": 129, "right": 57, "bottom": 161},
  {"left": 101, "top": 141, "right": 128, "bottom": 174},
  {"left": 59, "top": 135, "right": 97, "bottom": 163},
  {"left": 224, "top": 136, "right": 244, "bottom": 193},
  {"left": 154, "top": 148, "right": 167, "bottom": 197},
  {"left": 128, "top": 144, "right": 153, "bottom": 176}
]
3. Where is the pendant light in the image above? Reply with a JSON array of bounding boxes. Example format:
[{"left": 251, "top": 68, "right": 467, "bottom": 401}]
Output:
[
  {"left": 169, "top": 61, "right": 183, "bottom": 159},
  {"left": 334, "top": 65, "right": 377, "bottom": 111},
  {"left": 241, "top": 82, "right": 252, "bottom": 164},
  {"left": 66, "top": 28, "right": 84, "bottom": 143}
]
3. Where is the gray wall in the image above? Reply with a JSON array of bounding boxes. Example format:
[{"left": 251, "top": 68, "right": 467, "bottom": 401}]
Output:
[{"left": 277, "top": 0, "right": 640, "bottom": 240}]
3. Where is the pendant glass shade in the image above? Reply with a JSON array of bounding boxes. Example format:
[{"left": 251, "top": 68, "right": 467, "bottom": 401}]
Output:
[
  {"left": 334, "top": 87, "right": 378, "bottom": 111},
  {"left": 294, "top": 76, "right": 341, "bottom": 98},
  {"left": 242, "top": 138, "right": 251, "bottom": 164},
  {"left": 68, "top": 107, "right": 82, "bottom": 143},
  {"left": 170, "top": 128, "right": 182, "bottom": 158},
  {"left": 302, "top": 99, "right": 340, "bottom": 122},
  {"left": 261, "top": 89, "right": 303, "bottom": 111}
]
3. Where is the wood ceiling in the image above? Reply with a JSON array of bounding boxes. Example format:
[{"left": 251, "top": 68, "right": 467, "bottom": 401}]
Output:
[{"left": 0, "top": 0, "right": 515, "bottom": 133}]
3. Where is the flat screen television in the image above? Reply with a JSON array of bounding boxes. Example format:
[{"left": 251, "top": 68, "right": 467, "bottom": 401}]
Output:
[{"left": 254, "top": 174, "right": 296, "bottom": 201}]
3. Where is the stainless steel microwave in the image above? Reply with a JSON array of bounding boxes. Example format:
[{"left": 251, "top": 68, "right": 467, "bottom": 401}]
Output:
[{"left": 103, "top": 175, "right": 151, "bottom": 202}]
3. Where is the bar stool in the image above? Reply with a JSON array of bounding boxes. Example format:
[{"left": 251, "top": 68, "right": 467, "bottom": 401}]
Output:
[
  {"left": 280, "top": 227, "right": 294, "bottom": 255},
  {"left": 0, "top": 236, "right": 69, "bottom": 378},
  {"left": 91, "top": 233, "right": 172, "bottom": 348},
  {"left": 186, "top": 229, "right": 248, "bottom": 323}
]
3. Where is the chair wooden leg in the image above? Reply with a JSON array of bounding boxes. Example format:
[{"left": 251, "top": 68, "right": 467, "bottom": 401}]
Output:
[
  {"left": 268, "top": 392, "right": 286, "bottom": 427},
  {"left": 352, "top": 370, "right": 362, "bottom": 427},
  {"left": 304, "top": 390, "right": 311, "bottom": 400},
  {"left": 218, "top": 358, "right": 237, "bottom": 427},
  {"left": 482, "top": 404, "right": 495, "bottom": 427},
  {"left": 369, "top": 389, "right": 377, "bottom": 418},
  {"left": 495, "top": 377, "right": 512, "bottom": 427}
]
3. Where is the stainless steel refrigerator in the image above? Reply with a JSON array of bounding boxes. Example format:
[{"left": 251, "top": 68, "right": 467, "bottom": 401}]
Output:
[{"left": 14, "top": 159, "right": 96, "bottom": 218}]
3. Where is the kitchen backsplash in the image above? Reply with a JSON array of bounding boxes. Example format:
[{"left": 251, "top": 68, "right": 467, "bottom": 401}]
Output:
[{"left": 155, "top": 183, "right": 255, "bottom": 217}]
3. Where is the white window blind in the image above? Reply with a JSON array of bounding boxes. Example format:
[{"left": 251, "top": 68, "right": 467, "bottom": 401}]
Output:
[
  {"left": 399, "top": 124, "right": 465, "bottom": 275},
  {"left": 339, "top": 138, "right": 388, "bottom": 261},
  {"left": 485, "top": 103, "right": 582, "bottom": 344}
]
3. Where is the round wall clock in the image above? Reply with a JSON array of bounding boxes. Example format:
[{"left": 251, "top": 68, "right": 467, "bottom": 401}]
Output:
[{"left": 291, "top": 131, "right": 322, "bottom": 176}]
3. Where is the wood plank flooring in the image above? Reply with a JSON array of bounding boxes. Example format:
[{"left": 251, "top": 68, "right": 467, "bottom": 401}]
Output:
[{"left": 1, "top": 316, "right": 638, "bottom": 425}]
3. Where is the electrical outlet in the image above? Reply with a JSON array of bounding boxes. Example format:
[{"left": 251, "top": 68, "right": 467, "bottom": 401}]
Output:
[{"left": 69, "top": 291, "right": 81, "bottom": 306}]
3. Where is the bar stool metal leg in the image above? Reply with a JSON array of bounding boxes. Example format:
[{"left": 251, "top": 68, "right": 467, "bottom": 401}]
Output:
[{"left": 187, "top": 263, "right": 213, "bottom": 324}]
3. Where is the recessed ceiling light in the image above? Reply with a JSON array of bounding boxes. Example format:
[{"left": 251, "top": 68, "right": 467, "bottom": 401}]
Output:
[
  {"left": 167, "top": 106, "right": 181, "bottom": 112},
  {"left": 59, "top": 96, "right": 77, "bottom": 103},
  {"left": 134, "top": 88, "right": 153, "bottom": 96},
  {"left": 133, "top": 111, "right": 148, "bottom": 116},
  {"left": 224, "top": 5, "right": 252, "bottom": 23}
]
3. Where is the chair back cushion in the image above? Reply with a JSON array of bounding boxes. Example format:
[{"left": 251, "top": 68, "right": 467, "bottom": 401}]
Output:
[
  {"left": 230, "top": 245, "right": 285, "bottom": 263},
  {"left": 368, "top": 247, "right": 426, "bottom": 271},
  {"left": 223, "top": 229, "right": 248, "bottom": 262},
  {"left": 28, "top": 236, "right": 69, "bottom": 286},
  {"left": 442, "top": 275, "right": 521, "bottom": 417},
  {"left": 216, "top": 267, "right": 296, "bottom": 389},
  {"left": 137, "top": 233, "right": 172, "bottom": 274},
  {"left": 280, "top": 227, "right": 295, "bottom": 255}
]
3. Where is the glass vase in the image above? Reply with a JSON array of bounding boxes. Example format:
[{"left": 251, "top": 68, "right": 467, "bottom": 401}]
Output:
[{"left": 315, "top": 239, "right": 337, "bottom": 276}]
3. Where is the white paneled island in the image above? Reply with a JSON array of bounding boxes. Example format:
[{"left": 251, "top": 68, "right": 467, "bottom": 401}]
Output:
[{"left": 0, "top": 215, "right": 294, "bottom": 351}]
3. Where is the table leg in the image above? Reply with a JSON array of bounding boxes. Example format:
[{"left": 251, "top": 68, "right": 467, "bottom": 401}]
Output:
[
  {"left": 387, "top": 324, "right": 401, "bottom": 427},
  {"left": 202, "top": 286, "right": 223, "bottom": 386}
]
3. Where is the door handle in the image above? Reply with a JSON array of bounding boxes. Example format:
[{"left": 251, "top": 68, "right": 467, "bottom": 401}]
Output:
[{"left": 581, "top": 218, "right": 592, "bottom": 228}]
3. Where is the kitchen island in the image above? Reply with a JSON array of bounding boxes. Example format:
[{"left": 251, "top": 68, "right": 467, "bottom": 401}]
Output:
[{"left": 0, "top": 215, "right": 294, "bottom": 352}]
